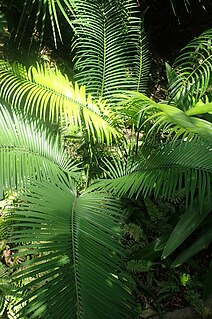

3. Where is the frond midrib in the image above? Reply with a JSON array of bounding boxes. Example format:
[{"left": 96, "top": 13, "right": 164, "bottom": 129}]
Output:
[{"left": 71, "top": 196, "right": 81, "bottom": 318}]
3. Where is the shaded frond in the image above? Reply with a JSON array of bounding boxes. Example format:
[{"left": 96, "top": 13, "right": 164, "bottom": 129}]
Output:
[
  {"left": 73, "top": 0, "right": 150, "bottom": 100},
  {"left": 15, "top": 0, "right": 75, "bottom": 48},
  {"left": 172, "top": 223, "right": 212, "bottom": 266},
  {"left": 162, "top": 197, "right": 211, "bottom": 261},
  {"left": 95, "top": 140, "right": 212, "bottom": 210},
  {"left": 0, "top": 102, "right": 78, "bottom": 191},
  {"left": 0, "top": 61, "right": 120, "bottom": 144},
  {"left": 166, "top": 28, "right": 212, "bottom": 108},
  {"left": 7, "top": 181, "right": 135, "bottom": 319}
]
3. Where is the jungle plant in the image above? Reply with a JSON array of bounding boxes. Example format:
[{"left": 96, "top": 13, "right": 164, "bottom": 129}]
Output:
[
  {"left": 0, "top": 0, "right": 211, "bottom": 318},
  {"left": 95, "top": 27, "right": 212, "bottom": 267},
  {"left": 0, "top": 103, "right": 136, "bottom": 319},
  {"left": 0, "top": 0, "right": 150, "bottom": 318}
]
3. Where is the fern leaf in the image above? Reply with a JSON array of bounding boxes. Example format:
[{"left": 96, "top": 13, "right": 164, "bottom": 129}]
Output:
[{"left": 127, "top": 260, "right": 153, "bottom": 273}]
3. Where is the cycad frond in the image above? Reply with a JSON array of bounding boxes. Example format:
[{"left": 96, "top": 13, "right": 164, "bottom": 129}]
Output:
[
  {"left": 96, "top": 140, "right": 212, "bottom": 209},
  {"left": 15, "top": 0, "right": 75, "bottom": 48},
  {"left": 0, "top": 102, "right": 78, "bottom": 191},
  {"left": 73, "top": 0, "right": 149, "bottom": 100},
  {"left": 7, "top": 182, "right": 135, "bottom": 319},
  {"left": 0, "top": 61, "right": 119, "bottom": 144},
  {"left": 120, "top": 92, "right": 212, "bottom": 142},
  {"left": 166, "top": 28, "right": 212, "bottom": 108}
]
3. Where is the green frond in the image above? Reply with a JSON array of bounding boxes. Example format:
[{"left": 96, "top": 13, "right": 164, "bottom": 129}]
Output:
[
  {"left": 95, "top": 139, "right": 212, "bottom": 210},
  {"left": 0, "top": 61, "right": 120, "bottom": 144},
  {"left": 166, "top": 28, "right": 212, "bottom": 108},
  {"left": 120, "top": 92, "right": 212, "bottom": 142},
  {"left": 154, "top": 103, "right": 212, "bottom": 142},
  {"left": 15, "top": 0, "right": 75, "bottom": 48},
  {"left": 0, "top": 102, "right": 78, "bottom": 191},
  {"left": 172, "top": 221, "right": 212, "bottom": 266},
  {"left": 6, "top": 181, "right": 135, "bottom": 319},
  {"left": 102, "top": 154, "right": 142, "bottom": 179},
  {"left": 162, "top": 197, "right": 211, "bottom": 260},
  {"left": 73, "top": 0, "right": 150, "bottom": 100}
]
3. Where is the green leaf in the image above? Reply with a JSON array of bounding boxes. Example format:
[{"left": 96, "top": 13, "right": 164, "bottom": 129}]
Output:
[
  {"left": 131, "top": 234, "right": 171, "bottom": 261},
  {"left": 165, "top": 62, "right": 177, "bottom": 86},
  {"left": 119, "top": 92, "right": 212, "bottom": 141},
  {"left": 167, "top": 28, "right": 212, "bottom": 108},
  {"left": 0, "top": 101, "right": 79, "bottom": 190},
  {"left": 162, "top": 198, "right": 211, "bottom": 260},
  {"left": 73, "top": 0, "right": 150, "bottom": 100},
  {"left": 0, "top": 61, "right": 120, "bottom": 145},
  {"left": 7, "top": 181, "right": 135, "bottom": 319},
  {"left": 0, "top": 11, "right": 8, "bottom": 33},
  {"left": 96, "top": 139, "right": 212, "bottom": 211},
  {"left": 15, "top": 0, "right": 75, "bottom": 48},
  {"left": 172, "top": 224, "right": 212, "bottom": 267},
  {"left": 186, "top": 102, "right": 212, "bottom": 116},
  {"left": 127, "top": 260, "right": 153, "bottom": 273}
]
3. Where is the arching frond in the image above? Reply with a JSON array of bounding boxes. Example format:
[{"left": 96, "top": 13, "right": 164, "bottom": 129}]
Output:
[
  {"left": 162, "top": 197, "right": 211, "bottom": 261},
  {"left": 73, "top": 0, "right": 150, "bottom": 100},
  {"left": 6, "top": 182, "right": 135, "bottom": 319},
  {"left": 95, "top": 140, "right": 212, "bottom": 210},
  {"left": 0, "top": 61, "right": 120, "bottom": 144},
  {"left": 120, "top": 92, "right": 212, "bottom": 142},
  {"left": 15, "top": 0, "right": 75, "bottom": 48},
  {"left": 0, "top": 101, "right": 79, "bottom": 191},
  {"left": 166, "top": 28, "right": 212, "bottom": 108}
]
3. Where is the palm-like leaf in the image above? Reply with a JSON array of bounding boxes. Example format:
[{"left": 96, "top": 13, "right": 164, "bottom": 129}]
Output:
[
  {"left": 95, "top": 139, "right": 212, "bottom": 210},
  {"left": 73, "top": 0, "right": 149, "bottom": 100},
  {"left": 162, "top": 197, "right": 211, "bottom": 261},
  {"left": 120, "top": 92, "right": 212, "bottom": 142},
  {"left": 5, "top": 182, "right": 135, "bottom": 319},
  {"left": 14, "top": 0, "right": 75, "bottom": 48},
  {"left": 0, "top": 61, "right": 119, "bottom": 144},
  {"left": 166, "top": 28, "right": 212, "bottom": 108},
  {"left": 0, "top": 101, "right": 78, "bottom": 191}
]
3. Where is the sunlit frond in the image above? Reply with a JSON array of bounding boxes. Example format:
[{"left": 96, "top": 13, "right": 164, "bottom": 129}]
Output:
[{"left": 0, "top": 61, "right": 120, "bottom": 144}]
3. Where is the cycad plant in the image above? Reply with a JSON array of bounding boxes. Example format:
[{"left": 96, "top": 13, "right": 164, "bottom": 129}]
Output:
[
  {"left": 0, "top": 0, "right": 149, "bottom": 318},
  {"left": 0, "top": 0, "right": 211, "bottom": 318},
  {"left": 0, "top": 102, "right": 136, "bottom": 319},
  {"left": 97, "top": 29, "right": 212, "bottom": 267}
]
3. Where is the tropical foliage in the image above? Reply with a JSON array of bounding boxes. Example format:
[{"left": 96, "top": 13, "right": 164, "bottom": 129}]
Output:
[{"left": 0, "top": 0, "right": 211, "bottom": 318}]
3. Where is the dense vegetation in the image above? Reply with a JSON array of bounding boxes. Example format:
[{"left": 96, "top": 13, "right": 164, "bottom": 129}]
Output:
[{"left": 0, "top": 1, "right": 211, "bottom": 318}]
